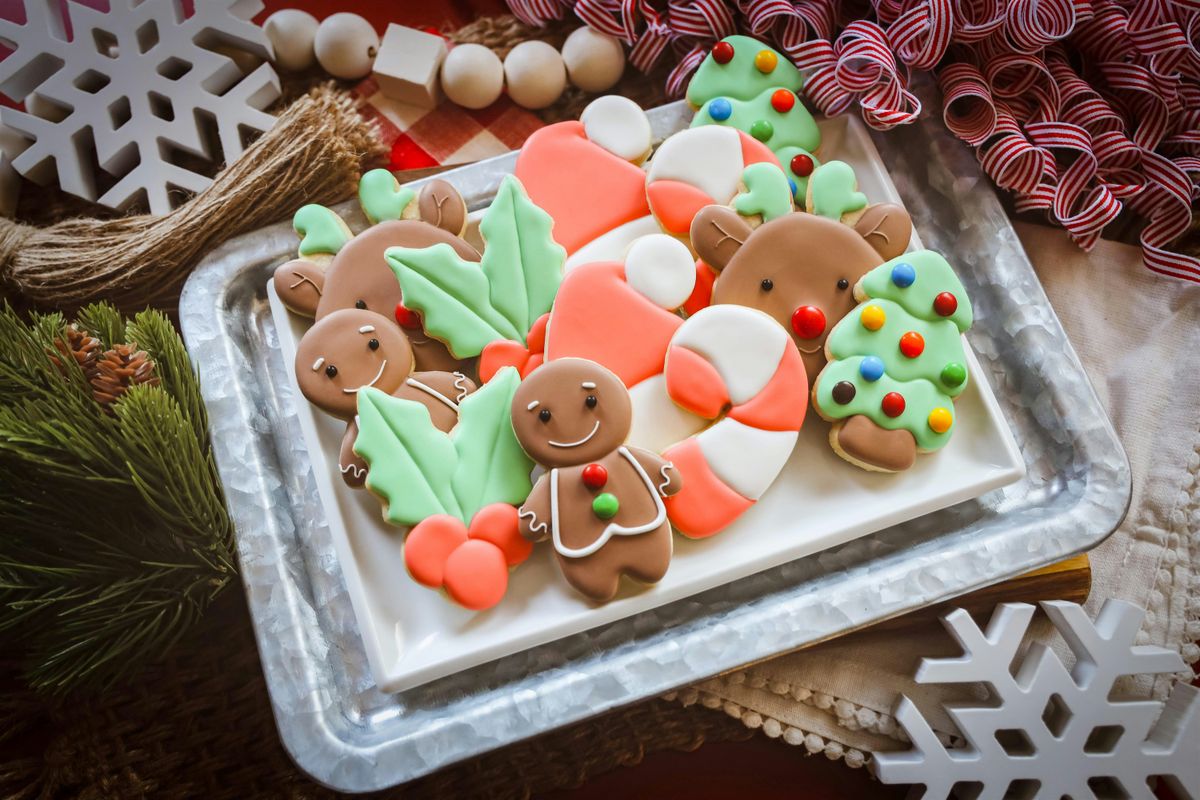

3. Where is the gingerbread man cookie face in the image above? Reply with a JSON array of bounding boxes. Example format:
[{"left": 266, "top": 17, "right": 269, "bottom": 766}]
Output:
[
  {"left": 511, "top": 358, "right": 631, "bottom": 469},
  {"left": 693, "top": 204, "right": 912, "bottom": 377},
  {"left": 295, "top": 309, "right": 414, "bottom": 420}
]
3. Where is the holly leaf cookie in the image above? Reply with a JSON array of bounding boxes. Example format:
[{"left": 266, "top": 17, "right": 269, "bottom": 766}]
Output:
[
  {"left": 385, "top": 175, "right": 566, "bottom": 360},
  {"left": 450, "top": 368, "right": 535, "bottom": 516}
]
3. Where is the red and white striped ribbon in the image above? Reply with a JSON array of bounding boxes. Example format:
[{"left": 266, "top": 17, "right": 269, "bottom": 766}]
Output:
[{"left": 505, "top": 0, "right": 1200, "bottom": 284}]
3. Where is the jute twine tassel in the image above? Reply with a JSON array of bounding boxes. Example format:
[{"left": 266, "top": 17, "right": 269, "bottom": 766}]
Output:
[{"left": 0, "top": 84, "right": 383, "bottom": 313}]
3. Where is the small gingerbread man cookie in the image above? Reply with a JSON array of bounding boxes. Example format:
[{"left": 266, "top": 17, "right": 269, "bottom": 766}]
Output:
[
  {"left": 512, "top": 358, "right": 682, "bottom": 603},
  {"left": 295, "top": 308, "right": 475, "bottom": 487}
]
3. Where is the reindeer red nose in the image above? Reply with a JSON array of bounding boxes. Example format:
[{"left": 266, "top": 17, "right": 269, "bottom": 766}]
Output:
[{"left": 791, "top": 305, "right": 826, "bottom": 339}]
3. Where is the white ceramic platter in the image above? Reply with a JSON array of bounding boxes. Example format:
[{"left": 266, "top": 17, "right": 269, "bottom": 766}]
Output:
[{"left": 267, "top": 113, "right": 1025, "bottom": 693}]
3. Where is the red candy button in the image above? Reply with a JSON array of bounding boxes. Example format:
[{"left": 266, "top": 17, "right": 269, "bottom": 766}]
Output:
[
  {"left": 790, "top": 153, "right": 815, "bottom": 177},
  {"left": 711, "top": 41, "right": 735, "bottom": 64},
  {"left": 882, "top": 392, "right": 906, "bottom": 418},
  {"left": 395, "top": 302, "right": 422, "bottom": 329},
  {"left": 899, "top": 331, "right": 925, "bottom": 358},
  {"left": 582, "top": 463, "right": 608, "bottom": 490},
  {"left": 791, "top": 305, "right": 826, "bottom": 339},
  {"left": 771, "top": 89, "right": 796, "bottom": 113},
  {"left": 934, "top": 292, "right": 958, "bottom": 317}
]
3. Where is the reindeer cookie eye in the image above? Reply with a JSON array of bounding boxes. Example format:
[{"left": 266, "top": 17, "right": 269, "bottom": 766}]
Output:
[
  {"left": 355, "top": 299, "right": 367, "bottom": 309},
  {"left": 586, "top": 395, "right": 597, "bottom": 409},
  {"left": 325, "top": 364, "right": 338, "bottom": 378},
  {"left": 368, "top": 338, "right": 379, "bottom": 351},
  {"left": 837, "top": 278, "right": 849, "bottom": 290},
  {"left": 539, "top": 408, "right": 552, "bottom": 423},
  {"left": 761, "top": 278, "right": 774, "bottom": 292}
]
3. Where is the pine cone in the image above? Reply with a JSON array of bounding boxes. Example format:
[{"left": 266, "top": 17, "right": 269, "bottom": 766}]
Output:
[
  {"left": 91, "top": 344, "right": 160, "bottom": 411},
  {"left": 51, "top": 324, "right": 103, "bottom": 381}
]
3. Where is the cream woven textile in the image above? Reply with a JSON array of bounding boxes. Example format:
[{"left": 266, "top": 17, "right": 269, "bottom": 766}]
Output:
[{"left": 670, "top": 222, "right": 1200, "bottom": 766}]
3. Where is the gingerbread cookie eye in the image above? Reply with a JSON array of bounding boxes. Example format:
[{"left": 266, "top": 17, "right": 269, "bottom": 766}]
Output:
[
  {"left": 585, "top": 394, "right": 597, "bottom": 409},
  {"left": 539, "top": 408, "right": 552, "bottom": 423},
  {"left": 837, "top": 278, "right": 850, "bottom": 290},
  {"left": 368, "top": 338, "right": 379, "bottom": 351},
  {"left": 354, "top": 299, "right": 366, "bottom": 309},
  {"left": 760, "top": 278, "right": 773, "bottom": 292},
  {"left": 325, "top": 364, "right": 338, "bottom": 378}
]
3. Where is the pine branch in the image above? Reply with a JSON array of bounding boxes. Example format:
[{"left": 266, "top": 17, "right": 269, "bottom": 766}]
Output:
[{"left": 0, "top": 302, "right": 236, "bottom": 693}]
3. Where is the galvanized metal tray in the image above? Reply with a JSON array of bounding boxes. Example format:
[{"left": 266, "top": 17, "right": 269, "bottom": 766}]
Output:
[{"left": 180, "top": 98, "right": 1129, "bottom": 792}]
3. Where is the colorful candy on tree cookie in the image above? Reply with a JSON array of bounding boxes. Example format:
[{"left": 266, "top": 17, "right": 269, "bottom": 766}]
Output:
[
  {"left": 294, "top": 308, "right": 476, "bottom": 487},
  {"left": 512, "top": 358, "right": 681, "bottom": 603},
  {"left": 689, "top": 202, "right": 913, "bottom": 380},
  {"left": 354, "top": 368, "right": 535, "bottom": 611},
  {"left": 812, "top": 250, "right": 974, "bottom": 472},
  {"left": 686, "top": 35, "right": 821, "bottom": 200},
  {"left": 273, "top": 169, "right": 476, "bottom": 374},
  {"left": 385, "top": 174, "right": 565, "bottom": 362}
]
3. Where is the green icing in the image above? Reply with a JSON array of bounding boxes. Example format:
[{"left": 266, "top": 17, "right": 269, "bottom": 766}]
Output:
[
  {"left": 814, "top": 357, "right": 955, "bottom": 451},
  {"left": 358, "top": 168, "right": 415, "bottom": 224},
  {"left": 776, "top": 145, "right": 821, "bottom": 199},
  {"left": 685, "top": 35, "right": 803, "bottom": 107},
  {"left": 825, "top": 298, "right": 970, "bottom": 398},
  {"left": 355, "top": 387, "right": 463, "bottom": 526},
  {"left": 386, "top": 174, "right": 564, "bottom": 359},
  {"left": 692, "top": 88, "right": 821, "bottom": 154},
  {"left": 809, "top": 161, "right": 867, "bottom": 221},
  {"left": 733, "top": 163, "right": 793, "bottom": 222},
  {"left": 449, "top": 368, "right": 534, "bottom": 516},
  {"left": 293, "top": 204, "right": 350, "bottom": 256},
  {"left": 861, "top": 251, "right": 974, "bottom": 332},
  {"left": 354, "top": 367, "right": 535, "bottom": 529}
]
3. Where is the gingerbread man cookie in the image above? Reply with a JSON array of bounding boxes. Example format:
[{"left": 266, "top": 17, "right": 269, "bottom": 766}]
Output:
[
  {"left": 273, "top": 170, "right": 477, "bottom": 374},
  {"left": 512, "top": 359, "right": 682, "bottom": 603},
  {"left": 295, "top": 308, "right": 475, "bottom": 487}
]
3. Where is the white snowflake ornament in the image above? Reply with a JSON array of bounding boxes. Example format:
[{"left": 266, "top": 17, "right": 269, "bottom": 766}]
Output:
[
  {"left": 0, "top": 0, "right": 280, "bottom": 214},
  {"left": 872, "top": 600, "right": 1200, "bottom": 799}
]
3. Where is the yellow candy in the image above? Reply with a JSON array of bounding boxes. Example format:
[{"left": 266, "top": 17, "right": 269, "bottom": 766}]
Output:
[
  {"left": 928, "top": 407, "right": 953, "bottom": 434},
  {"left": 754, "top": 50, "right": 778, "bottom": 73},
  {"left": 861, "top": 304, "right": 886, "bottom": 331}
]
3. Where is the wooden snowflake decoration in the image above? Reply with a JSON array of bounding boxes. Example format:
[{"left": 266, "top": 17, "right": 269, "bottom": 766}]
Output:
[
  {"left": 873, "top": 600, "right": 1200, "bottom": 799},
  {"left": 0, "top": 0, "right": 279, "bottom": 213}
]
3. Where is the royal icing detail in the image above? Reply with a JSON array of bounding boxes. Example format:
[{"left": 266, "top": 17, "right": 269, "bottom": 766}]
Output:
[
  {"left": 808, "top": 160, "right": 868, "bottom": 221},
  {"left": 293, "top": 203, "right": 351, "bottom": 256},
  {"left": 385, "top": 174, "right": 565, "bottom": 359},
  {"left": 579, "top": 95, "right": 653, "bottom": 164},
  {"left": 622, "top": 234, "right": 697, "bottom": 310},
  {"left": 732, "top": 162, "right": 794, "bottom": 223},
  {"left": 358, "top": 167, "right": 415, "bottom": 225}
]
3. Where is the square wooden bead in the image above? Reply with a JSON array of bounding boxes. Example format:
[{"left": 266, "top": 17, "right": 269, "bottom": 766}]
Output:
[{"left": 372, "top": 24, "right": 447, "bottom": 110}]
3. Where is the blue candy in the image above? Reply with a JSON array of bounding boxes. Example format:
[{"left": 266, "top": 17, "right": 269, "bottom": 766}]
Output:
[
  {"left": 787, "top": 178, "right": 798, "bottom": 197},
  {"left": 859, "top": 356, "right": 885, "bottom": 382},
  {"left": 891, "top": 262, "right": 916, "bottom": 288},
  {"left": 708, "top": 97, "right": 733, "bottom": 121}
]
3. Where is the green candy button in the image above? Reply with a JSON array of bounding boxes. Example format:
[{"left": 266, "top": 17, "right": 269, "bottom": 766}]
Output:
[
  {"left": 592, "top": 492, "right": 619, "bottom": 520},
  {"left": 750, "top": 119, "right": 774, "bottom": 142},
  {"left": 940, "top": 362, "right": 967, "bottom": 388}
]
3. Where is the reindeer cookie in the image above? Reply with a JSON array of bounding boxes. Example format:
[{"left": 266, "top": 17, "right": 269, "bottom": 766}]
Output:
[
  {"left": 295, "top": 308, "right": 475, "bottom": 487},
  {"left": 512, "top": 359, "right": 681, "bottom": 603},
  {"left": 273, "top": 171, "right": 477, "bottom": 374}
]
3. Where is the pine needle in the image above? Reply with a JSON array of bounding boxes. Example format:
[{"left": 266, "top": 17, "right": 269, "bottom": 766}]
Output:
[{"left": 0, "top": 302, "right": 235, "bottom": 693}]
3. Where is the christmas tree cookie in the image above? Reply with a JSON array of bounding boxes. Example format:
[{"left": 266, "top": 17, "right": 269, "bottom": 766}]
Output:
[
  {"left": 812, "top": 251, "right": 973, "bottom": 472},
  {"left": 686, "top": 35, "right": 822, "bottom": 200}
]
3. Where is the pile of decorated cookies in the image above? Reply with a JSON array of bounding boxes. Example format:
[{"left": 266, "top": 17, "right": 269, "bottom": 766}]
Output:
[{"left": 273, "top": 36, "right": 975, "bottom": 610}]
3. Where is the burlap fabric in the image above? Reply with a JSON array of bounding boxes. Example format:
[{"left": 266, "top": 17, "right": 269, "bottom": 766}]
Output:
[{"left": 0, "top": 16, "right": 758, "bottom": 799}]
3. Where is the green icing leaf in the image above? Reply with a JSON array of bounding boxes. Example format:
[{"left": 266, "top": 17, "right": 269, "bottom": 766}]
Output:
[
  {"left": 814, "top": 357, "right": 956, "bottom": 451},
  {"left": 862, "top": 251, "right": 974, "bottom": 332},
  {"left": 450, "top": 367, "right": 534, "bottom": 518},
  {"left": 385, "top": 243, "right": 523, "bottom": 359},
  {"left": 691, "top": 88, "right": 822, "bottom": 154},
  {"left": 685, "top": 35, "right": 804, "bottom": 106},
  {"left": 384, "top": 175, "right": 564, "bottom": 359},
  {"left": 826, "top": 299, "right": 970, "bottom": 398},
  {"left": 733, "top": 163, "right": 794, "bottom": 222},
  {"left": 808, "top": 161, "right": 867, "bottom": 220},
  {"left": 358, "top": 168, "right": 415, "bottom": 224},
  {"left": 480, "top": 175, "right": 565, "bottom": 335},
  {"left": 354, "top": 387, "right": 463, "bottom": 526},
  {"left": 293, "top": 204, "right": 351, "bottom": 256}
]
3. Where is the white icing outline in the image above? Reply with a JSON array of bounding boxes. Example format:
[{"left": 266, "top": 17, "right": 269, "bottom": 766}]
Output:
[
  {"left": 550, "top": 447, "right": 666, "bottom": 559},
  {"left": 657, "top": 462, "right": 675, "bottom": 494},
  {"left": 406, "top": 377, "right": 459, "bottom": 412},
  {"left": 519, "top": 508, "right": 548, "bottom": 535},
  {"left": 342, "top": 360, "right": 387, "bottom": 394},
  {"left": 358, "top": 325, "right": 376, "bottom": 333},
  {"left": 581, "top": 381, "right": 596, "bottom": 389},
  {"left": 340, "top": 462, "right": 366, "bottom": 479},
  {"left": 549, "top": 420, "right": 600, "bottom": 448},
  {"left": 452, "top": 371, "right": 469, "bottom": 402},
  {"left": 527, "top": 400, "right": 541, "bottom": 411},
  {"left": 311, "top": 357, "right": 325, "bottom": 371}
]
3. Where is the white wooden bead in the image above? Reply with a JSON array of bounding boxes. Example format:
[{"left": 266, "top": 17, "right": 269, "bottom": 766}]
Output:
[
  {"left": 314, "top": 13, "right": 378, "bottom": 80},
  {"left": 264, "top": 9, "right": 318, "bottom": 72},
  {"left": 440, "top": 43, "right": 503, "bottom": 110},
  {"left": 372, "top": 24, "right": 447, "bottom": 109},
  {"left": 562, "top": 27, "right": 625, "bottom": 92},
  {"left": 503, "top": 41, "right": 566, "bottom": 110}
]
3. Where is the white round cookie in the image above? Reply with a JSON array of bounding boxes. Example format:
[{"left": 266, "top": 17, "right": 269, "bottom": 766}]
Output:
[{"left": 623, "top": 234, "right": 697, "bottom": 310}]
